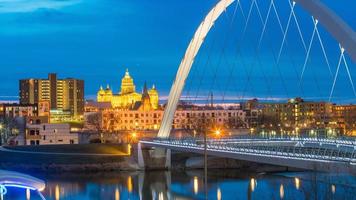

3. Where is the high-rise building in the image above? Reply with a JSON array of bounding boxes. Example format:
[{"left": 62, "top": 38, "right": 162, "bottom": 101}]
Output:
[{"left": 19, "top": 73, "right": 84, "bottom": 118}]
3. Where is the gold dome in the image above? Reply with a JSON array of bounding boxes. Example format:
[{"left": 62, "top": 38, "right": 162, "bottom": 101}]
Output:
[
  {"left": 120, "top": 69, "right": 136, "bottom": 95},
  {"left": 98, "top": 86, "right": 105, "bottom": 95}
]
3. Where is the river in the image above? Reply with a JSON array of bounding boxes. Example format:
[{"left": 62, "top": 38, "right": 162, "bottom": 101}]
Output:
[{"left": 3, "top": 170, "right": 355, "bottom": 200}]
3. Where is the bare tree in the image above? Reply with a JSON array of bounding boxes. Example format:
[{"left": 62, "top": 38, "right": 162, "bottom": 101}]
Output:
[{"left": 85, "top": 112, "right": 102, "bottom": 133}]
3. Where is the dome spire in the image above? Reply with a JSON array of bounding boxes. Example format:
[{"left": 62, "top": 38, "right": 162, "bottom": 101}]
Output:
[
  {"left": 125, "top": 68, "right": 130, "bottom": 77},
  {"left": 143, "top": 81, "right": 148, "bottom": 94}
]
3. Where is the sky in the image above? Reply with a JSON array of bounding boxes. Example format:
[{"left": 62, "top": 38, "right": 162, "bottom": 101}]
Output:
[{"left": 0, "top": 0, "right": 355, "bottom": 103}]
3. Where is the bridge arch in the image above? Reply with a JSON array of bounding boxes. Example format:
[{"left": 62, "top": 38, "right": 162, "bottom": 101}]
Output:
[{"left": 158, "top": 0, "right": 356, "bottom": 138}]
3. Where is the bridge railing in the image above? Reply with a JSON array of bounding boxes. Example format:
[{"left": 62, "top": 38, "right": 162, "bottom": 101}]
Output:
[
  {"left": 141, "top": 137, "right": 356, "bottom": 164},
  {"left": 146, "top": 136, "right": 356, "bottom": 146}
]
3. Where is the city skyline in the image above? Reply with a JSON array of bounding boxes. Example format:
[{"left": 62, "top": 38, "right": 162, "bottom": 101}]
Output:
[
  {"left": 0, "top": 1, "right": 354, "bottom": 199},
  {"left": 0, "top": 0, "right": 355, "bottom": 103}
]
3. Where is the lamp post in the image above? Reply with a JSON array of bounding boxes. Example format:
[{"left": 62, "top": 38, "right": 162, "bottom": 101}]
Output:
[
  {"left": 204, "top": 129, "right": 207, "bottom": 200},
  {"left": 0, "top": 124, "right": 3, "bottom": 146}
]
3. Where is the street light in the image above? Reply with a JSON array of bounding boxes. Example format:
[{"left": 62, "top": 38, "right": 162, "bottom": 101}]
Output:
[
  {"left": 130, "top": 131, "right": 138, "bottom": 143},
  {"left": 214, "top": 129, "right": 221, "bottom": 137},
  {"left": 0, "top": 124, "right": 3, "bottom": 146}
]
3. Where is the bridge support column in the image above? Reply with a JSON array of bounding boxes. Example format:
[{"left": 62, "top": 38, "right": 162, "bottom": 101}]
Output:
[
  {"left": 137, "top": 143, "right": 171, "bottom": 170},
  {"left": 137, "top": 142, "right": 145, "bottom": 169},
  {"left": 165, "top": 149, "right": 171, "bottom": 169}
]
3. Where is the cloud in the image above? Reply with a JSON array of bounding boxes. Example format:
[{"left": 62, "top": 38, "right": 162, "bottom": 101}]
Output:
[{"left": 0, "top": 0, "right": 81, "bottom": 13}]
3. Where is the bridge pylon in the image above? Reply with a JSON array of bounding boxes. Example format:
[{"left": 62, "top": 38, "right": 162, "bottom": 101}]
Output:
[{"left": 136, "top": 142, "right": 171, "bottom": 170}]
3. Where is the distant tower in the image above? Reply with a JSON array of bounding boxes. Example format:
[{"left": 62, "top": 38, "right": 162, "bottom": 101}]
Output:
[
  {"left": 97, "top": 85, "right": 113, "bottom": 102},
  {"left": 210, "top": 92, "right": 214, "bottom": 108},
  {"left": 148, "top": 84, "right": 159, "bottom": 110},
  {"left": 97, "top": 85, "right": 105, "bottom": 102},
  {"left": 139, "top": 82, "right": 152, "bottom": 111},
  {"left": 120, "top": 69, "right": 136, "bottom": 95}
]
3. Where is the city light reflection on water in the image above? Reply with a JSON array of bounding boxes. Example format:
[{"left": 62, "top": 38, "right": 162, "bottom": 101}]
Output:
[
  {"left": 250, "top": 178, "right": 257, "bottom": 192},
  {"left": 279, "top": 184, "right": 284, "bottom": 199},
  {"left": 2, "top": 171, "right": 355, "bottom": 200},
  {"left": 193, "top": 176, "right": 199, "bottom": 195},
  {"left": 294, "top": 177, "right": 300, "bottom": 190}
]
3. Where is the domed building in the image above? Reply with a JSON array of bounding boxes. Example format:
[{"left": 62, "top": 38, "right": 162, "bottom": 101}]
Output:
[
  {"left": 97, "top": 85, "right": 113, "bottom": 102},
  {"left": 148, "top": 84, "right": 159, "bottom": 110},
  {"left": 97, "top": 69, "right": 159, "bottom": 110}
]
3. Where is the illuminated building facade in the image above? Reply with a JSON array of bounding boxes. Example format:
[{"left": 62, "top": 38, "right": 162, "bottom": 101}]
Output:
[
  {"left": 97, "top": 69, "right": 159, "bottom": 110},
  {"left": 0, "top": 103, "right": 38, "bottom": 119},
  {"left": 99, "top": 106, "right": 246, "bottom": 132},
  {"left": 19, "top": 73, "right": 84, "bottom": 120},
  {"left": 257, "top": 98, "right": 353, "bottom": 137},
  {"left": 333, "top": 104, "right": 356, "bottom": 136},
  {"left": 25, "top": 122, "right": 78, "bottom": 145},
  {"left": 262, "top": 98, "right": 333, "bottom": 128}
]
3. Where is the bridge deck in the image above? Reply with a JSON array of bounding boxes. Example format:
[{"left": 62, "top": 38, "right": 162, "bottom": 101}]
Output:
[{"left": 140, "top": 138, "right": 356, "bottom": 174}]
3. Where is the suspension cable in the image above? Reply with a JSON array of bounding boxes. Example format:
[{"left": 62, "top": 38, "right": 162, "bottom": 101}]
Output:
[
  {"left": 315, "top": 21, "right": 333, "bottom": 78},
  {"left": 329, "top": 47, "right": 344, "bottom": 101},
  {"left": 289, "top": 0, "right": 307, "bottom": 52},
  {"left": 342, "top": 51, "right": 356, "bottom": 97},
  {"left": 277, "top": 1, "right": 295, "bottom": 62},
  {"left": 300, "top": 17, "right": 317, "bottom": 82}
]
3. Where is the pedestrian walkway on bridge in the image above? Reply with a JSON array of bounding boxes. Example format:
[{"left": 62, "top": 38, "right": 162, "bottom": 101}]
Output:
[{"left": 140, "top": 136, "right": 356, "bottom": 174}]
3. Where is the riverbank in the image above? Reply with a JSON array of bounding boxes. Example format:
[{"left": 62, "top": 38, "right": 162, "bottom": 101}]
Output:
[
  {"left": 0, "top": 144, "right": 299, "bottom": 173},
  {"left": 0, "top": 144, "right": 140, "bottom": 172}
]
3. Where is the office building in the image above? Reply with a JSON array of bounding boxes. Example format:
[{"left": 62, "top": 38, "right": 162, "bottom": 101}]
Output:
[{"left": 19, "top": 73, "right": 84, "bottom": 119}]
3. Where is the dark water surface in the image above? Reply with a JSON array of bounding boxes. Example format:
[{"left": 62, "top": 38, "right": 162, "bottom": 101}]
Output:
[{"left": 3, "top": 170, "right": 356, "bottom": 200}]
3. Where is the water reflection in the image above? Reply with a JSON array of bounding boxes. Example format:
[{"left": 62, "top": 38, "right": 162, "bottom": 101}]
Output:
[
  {"left": 193, "top": 176, "right": 199, "bottom": 195},
  {"left": 26, "top": 188, "right": 30, "bottom": 200},
  {"left": 127, "top": 176, "right": 133, "bottom": 193},
  {"left": 294, "top": 177, "right": 300, "bottom": 190},
  {"left": 331, "top": 184, "right": 336, "bottom": 194},
  {"left": 279, "top": 184, "right": 284, "bottom": 199},
  {"left": 217, "top": 187, "right": 222, "bottom": 200},
  {"left": 115, "top": 187, "right": 120, "bottom": 200},
  {"left": 55, "top": 185, "right": 59, "bottom": 200},
  {"left": 6, "top": 170, "right": 354, "bottom": 200},
  {"left": 250, "top": 178, "right": 257, "bottom": 192}
]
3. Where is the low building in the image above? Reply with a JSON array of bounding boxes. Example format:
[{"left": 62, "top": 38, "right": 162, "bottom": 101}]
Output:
[
  {"left": 99, "top": 105, "right": 247, "bottom": 132},
  {"left": 0, "top": 103, "right": 38, "bottom": 119},
  {"left": 25, "top": 123, "right": 78, "bottom": 145},
  {"left": 333, "top": 104, "right": 356, "bottom": 136}
]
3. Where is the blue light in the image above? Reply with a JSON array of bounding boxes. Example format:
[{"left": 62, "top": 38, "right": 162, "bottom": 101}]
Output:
[{"left": 0, "top": 185, "right": 7, "bottom": 198}]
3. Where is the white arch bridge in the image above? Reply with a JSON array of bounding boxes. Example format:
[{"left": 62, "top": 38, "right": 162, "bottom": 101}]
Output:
[
  {"left": 139, "top": 137, "right": 356, "bottom": 174},
  {"left": 157, "top": 0, "right": 356, "bottom": 139},
  {"left": 138, "top": 0, "right": 356, "bottom": 173}
]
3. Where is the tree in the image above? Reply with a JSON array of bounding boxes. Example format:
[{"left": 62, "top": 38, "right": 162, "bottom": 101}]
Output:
[{"left": 85, "top": 112, "right": 102, "bottom": 133}]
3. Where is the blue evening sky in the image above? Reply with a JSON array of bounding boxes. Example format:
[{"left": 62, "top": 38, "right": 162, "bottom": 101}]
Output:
[{"left": 0, "top": 0, "right": 355, "bottom": 103}]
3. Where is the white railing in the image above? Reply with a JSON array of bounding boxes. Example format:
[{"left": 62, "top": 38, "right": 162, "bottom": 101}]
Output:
[{"left": 141, "top": 137, "right": 356, "bottom": 164}]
